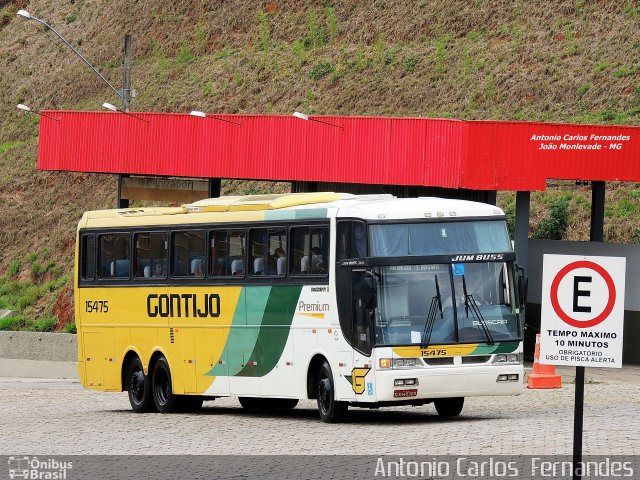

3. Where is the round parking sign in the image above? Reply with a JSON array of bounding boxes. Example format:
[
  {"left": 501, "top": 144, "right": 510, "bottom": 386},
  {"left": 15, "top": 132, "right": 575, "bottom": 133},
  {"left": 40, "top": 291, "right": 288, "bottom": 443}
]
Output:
[{"left": 549, "top": 260, "right": 616, "bottom": 328}]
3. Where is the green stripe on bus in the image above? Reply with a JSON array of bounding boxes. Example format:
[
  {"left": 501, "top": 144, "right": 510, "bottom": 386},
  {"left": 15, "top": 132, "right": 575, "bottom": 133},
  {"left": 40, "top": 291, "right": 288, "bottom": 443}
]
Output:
[
  {"left": 236, "top": 285, "right": 303, "bottom": 377},
  {"left": 264, "top": 208, "right": 327, "bottom": 221},
  {"left": 205, "top": 287, "right": 270, "bottom": 376},
  {"left": 471, "top": 342, "right": 519, "bottom": 355}
]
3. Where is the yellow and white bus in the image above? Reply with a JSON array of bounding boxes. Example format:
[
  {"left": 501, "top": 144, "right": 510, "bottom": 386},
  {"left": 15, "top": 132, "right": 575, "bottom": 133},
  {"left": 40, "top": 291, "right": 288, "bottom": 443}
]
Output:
[{"left": 75, "top": 193, "right": 525, "bottom": 422}]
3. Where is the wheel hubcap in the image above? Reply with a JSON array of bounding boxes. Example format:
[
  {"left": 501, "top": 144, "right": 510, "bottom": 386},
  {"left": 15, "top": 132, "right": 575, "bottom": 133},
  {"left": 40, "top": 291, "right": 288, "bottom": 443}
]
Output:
[
  {"left": 155, "top": 370, "right": 169, "bottom": 405},
  {"left": 318, "top": 376, "right": 331, "bottom": 413},
  {"left": 130, "top": 370, "right": 144, "bottom": 404}
]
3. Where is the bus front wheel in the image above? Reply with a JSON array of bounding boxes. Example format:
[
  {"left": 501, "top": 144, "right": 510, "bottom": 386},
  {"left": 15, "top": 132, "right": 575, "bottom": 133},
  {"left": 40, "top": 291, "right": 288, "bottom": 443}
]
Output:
[
  {"left": 126, "top": 357, "right": 155, "bottom": 413},
  {"left": 434, "top": 397, "right": 464, "bottom": 417},
  {"left": 316, "top": 361, "right": 347, "bottom": 423}
]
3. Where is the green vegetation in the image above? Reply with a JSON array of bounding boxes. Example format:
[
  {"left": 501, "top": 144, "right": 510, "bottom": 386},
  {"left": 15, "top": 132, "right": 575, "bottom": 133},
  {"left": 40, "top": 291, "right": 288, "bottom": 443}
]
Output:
[
  {"left": 532, "top": 195, "right": 571, "bottom": 240},
  {"left": 0, "top": 251, "right": 69, "bottom": 331}
]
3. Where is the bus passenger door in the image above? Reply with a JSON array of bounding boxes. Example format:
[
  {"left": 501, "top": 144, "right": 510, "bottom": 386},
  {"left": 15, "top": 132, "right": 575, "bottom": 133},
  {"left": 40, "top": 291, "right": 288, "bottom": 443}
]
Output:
[{"left": 351, "top": 270, "right": 376, "bottom": 402}]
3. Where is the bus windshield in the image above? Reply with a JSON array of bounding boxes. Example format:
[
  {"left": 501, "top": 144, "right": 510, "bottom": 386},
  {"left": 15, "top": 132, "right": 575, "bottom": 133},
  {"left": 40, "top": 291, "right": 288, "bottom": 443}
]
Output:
[
  {"left": 373, "top": 262, "right": 520, "bottom": 346},
  {"left": 369, "top": 220, "right": 511, "bottom": 256}
]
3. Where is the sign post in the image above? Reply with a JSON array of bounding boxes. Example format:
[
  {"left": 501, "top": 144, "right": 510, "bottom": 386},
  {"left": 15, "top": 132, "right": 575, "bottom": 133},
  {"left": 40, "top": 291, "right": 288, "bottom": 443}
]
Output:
[{"left": 539, "top": 254, "right": 626, "bottom": 480}]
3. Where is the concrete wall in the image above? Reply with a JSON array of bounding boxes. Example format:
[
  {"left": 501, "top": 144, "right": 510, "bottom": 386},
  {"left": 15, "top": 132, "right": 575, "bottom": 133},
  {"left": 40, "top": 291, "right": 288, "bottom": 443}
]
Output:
[
  {"left": 0, "top": 331, "right": 78, "bottom": 378},
  {"left": 524, "top": 239, "right": 640, "bottom": 365}
]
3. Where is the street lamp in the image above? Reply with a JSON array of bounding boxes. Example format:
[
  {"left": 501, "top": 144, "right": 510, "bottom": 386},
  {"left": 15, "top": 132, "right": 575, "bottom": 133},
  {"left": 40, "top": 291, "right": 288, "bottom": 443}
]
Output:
[
  {"left": 16, "top": 103, "right": 60, "bottom": 121},
  {"left": 293, "top": 111, "right": 342, "bottom": 128},
  {"left": 189, "top": 110, "right": 242, "bottom": 126},
  {"left": 16, "top": 9, "right": 131, "bottom": 110},
  {"left": 102, "top": 102, "right": 148, "bottom": 122}
]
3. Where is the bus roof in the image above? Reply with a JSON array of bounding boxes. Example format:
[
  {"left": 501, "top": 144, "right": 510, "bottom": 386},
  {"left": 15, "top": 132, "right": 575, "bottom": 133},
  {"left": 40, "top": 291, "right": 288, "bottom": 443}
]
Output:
[{"left": 79, "top": 193, "right": 504, "bottom": 229}]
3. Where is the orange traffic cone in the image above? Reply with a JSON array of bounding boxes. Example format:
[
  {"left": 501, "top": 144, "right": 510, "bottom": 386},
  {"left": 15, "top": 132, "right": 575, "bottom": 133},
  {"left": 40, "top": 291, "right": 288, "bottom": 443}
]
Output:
[{"left": 527, "top": 334, "right": 562, "bottom": 389}]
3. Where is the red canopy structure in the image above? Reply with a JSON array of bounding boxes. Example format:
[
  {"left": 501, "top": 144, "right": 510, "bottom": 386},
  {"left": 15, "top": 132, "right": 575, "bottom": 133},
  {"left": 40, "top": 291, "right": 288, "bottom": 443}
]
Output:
[{"left": 37, "top": 112, "right": 640, "bottom": 191}]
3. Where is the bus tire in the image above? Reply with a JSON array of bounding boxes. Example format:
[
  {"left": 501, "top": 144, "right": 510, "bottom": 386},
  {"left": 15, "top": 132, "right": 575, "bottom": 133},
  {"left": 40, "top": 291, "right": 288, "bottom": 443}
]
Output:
[
  {"left": 317, "top": 361, "right": 347, "bottom": 423},
  {"left": 434, "top": 397, "right": 464, "bottom": 417},
  {"left": 126, "top": 357, "right": 155, "bottom": 413},
  {"left": 151, "top": 356, "right": 179, "bottom": 413}
]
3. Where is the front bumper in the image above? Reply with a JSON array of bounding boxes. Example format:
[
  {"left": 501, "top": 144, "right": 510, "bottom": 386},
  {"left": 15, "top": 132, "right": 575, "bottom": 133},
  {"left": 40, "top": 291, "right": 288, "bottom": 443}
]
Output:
[{"left": 374, "top": 364, "right": 524, "bottom": 402}]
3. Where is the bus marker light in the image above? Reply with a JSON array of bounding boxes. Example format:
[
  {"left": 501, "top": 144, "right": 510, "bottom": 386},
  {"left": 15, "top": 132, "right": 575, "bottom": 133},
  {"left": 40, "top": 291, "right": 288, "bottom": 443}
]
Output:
[
  {"left": 339, "top": 363, "right": 346, "bottom": 367},
  {"left": 249, "top": 361, "right": 258, "bottom": 366},
  {"left": 312, "top": 329, "right": 316, "bottom": 333},
  {"left": 286, "top": 362, "right": 293, "bottom": 366},
  {"left": 218, "top": 360, "right": 225, "bottom": 365},
  {"left": 379, "top": 358, "right": 391, "bottom": 368},
  {"left": 328, "top": 329, "right": 332, "bottom": 333}
]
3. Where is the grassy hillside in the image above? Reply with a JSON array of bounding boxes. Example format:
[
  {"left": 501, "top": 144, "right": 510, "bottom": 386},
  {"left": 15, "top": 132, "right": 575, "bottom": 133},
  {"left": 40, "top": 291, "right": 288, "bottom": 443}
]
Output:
[{"left": 1, "top": 0, "right": 640, "bottom": 331}]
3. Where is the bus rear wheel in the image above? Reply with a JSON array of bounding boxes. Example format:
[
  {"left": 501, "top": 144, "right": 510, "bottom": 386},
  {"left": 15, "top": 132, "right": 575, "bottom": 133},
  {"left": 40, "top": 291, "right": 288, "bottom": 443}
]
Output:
[
  {"left": 434, "top": 397, "right": 464, "bottom": 417},
  {"left": 317, "top": 361, "right": 347, "bottom": 423},
  {"left": 126, "top": 357, "right": 154, "bottom": 413},
  {"left": 152, "top": 356, "right": 203, "bottom": 413}
]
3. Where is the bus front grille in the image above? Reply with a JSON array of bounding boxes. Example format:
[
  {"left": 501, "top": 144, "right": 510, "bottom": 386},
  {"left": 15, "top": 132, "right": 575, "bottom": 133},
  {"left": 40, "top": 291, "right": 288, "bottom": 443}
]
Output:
[
  {"left": 423, "top": 357, "right": 454, "bottom": 366},
  {"left": 461, "top": 355, "right": 491, "bottom": 364}
]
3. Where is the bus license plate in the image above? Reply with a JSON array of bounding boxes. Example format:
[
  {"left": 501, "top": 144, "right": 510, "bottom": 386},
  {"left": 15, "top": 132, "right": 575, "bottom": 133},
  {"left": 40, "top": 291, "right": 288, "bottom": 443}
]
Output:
[{"left": 393, "top": 389, "right": 417, "bottom": 398}]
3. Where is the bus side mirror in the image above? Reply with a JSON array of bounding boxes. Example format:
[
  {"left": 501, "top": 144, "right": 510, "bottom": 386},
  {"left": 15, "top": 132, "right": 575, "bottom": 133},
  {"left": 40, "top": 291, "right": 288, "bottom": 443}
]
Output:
[{"left": 516, "top": 265, "right": 528, "bottom": 308}]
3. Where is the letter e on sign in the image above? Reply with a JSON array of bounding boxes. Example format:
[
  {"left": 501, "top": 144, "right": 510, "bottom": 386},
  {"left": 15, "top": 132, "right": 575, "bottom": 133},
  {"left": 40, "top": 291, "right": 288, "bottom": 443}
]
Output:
[{"left": 539, "top": 254, "right": 626, "bottom": 368}]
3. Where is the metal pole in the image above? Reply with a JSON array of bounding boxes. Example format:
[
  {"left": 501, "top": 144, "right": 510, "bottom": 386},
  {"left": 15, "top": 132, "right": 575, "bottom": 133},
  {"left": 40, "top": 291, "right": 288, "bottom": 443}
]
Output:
[
  {"left": 515, "top": 190, "right": 530, "bottom": 331},
  {"left": 208, "top": 179, "right": 221, "bottom": 198},
  {"left": 573, "top": 180, "right": 605, "bottom": 480},
  {"left": 122, "top": 34, "right": 132, "bottom": 112},
  {"left": 117, "top": 175, "right": 129, "bottom": 208},
  {"left": 28, "top": 14, "right": 123, "bottom": 103}
]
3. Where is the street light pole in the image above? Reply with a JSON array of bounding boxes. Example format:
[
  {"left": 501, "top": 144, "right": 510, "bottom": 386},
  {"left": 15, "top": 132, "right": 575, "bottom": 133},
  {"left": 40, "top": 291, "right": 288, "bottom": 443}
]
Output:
[
  {"left": 17, "top": 10, "right": 136, "bottom": 208},
  {"left": 16, "top": 9, "right": 124, "bottom": 107},
  {"left": 122, "top": 34, "right": 132, "bottom": 112}
]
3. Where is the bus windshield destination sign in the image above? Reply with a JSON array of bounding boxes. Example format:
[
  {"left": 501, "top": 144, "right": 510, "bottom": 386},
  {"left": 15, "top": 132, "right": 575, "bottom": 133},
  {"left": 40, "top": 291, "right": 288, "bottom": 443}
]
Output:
[{"left": 539, "top": 254, "right": 626, "bottom": 368}]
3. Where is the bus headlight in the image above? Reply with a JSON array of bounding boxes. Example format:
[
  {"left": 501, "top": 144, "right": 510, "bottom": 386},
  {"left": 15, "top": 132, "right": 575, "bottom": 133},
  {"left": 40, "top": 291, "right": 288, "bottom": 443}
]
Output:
[
  {"left": 393, "top": 358, "right": 420, "bottom": 368},
  {"left": 492, "top": 353, "right": 521, "bottom": 364},
  {"left": 380, "top": 358, "right": 422, "bottom": 369}
]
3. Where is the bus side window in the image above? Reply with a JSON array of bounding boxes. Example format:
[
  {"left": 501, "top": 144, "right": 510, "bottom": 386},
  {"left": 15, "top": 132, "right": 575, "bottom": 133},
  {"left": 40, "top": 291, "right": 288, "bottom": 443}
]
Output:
[
  {"left": 210, "top": 229, "right": 245, "bottom": 277},
  {"left": 172, "top": 230, "right": 205, "bottom": 278},
  {"left": 134, "top": 232, "right": 167, "bottom": 279},
  {"left": 336, "top": 221, "right": 367, "bottom": 261},
  {"left": 81, "top": 234, "right": 96, "bottom": 281},
  {"left": 291, "top": 226, "right": 328, "bottom": 275},
  {"left": 98, "top": 233, "right": 130, "bottom": 278},
  {"left": 250, "top": 228, "right": 286, "bottom": 277}
]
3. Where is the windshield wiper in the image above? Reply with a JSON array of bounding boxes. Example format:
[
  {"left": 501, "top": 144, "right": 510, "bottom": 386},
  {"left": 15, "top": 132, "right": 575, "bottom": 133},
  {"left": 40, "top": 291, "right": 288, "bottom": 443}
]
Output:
[
  {"left": 421, "top": 275, "right": 443, "bottom": 348},
  {"left": 462, "top": 274, "right": 495, "bottom": 345}
]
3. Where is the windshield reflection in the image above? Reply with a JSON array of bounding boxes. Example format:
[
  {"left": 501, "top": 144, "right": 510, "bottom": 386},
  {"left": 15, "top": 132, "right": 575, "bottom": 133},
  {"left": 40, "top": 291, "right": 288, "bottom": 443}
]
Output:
[{"left": 374, "top": 263, "right": 520, "bottom": 346}]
